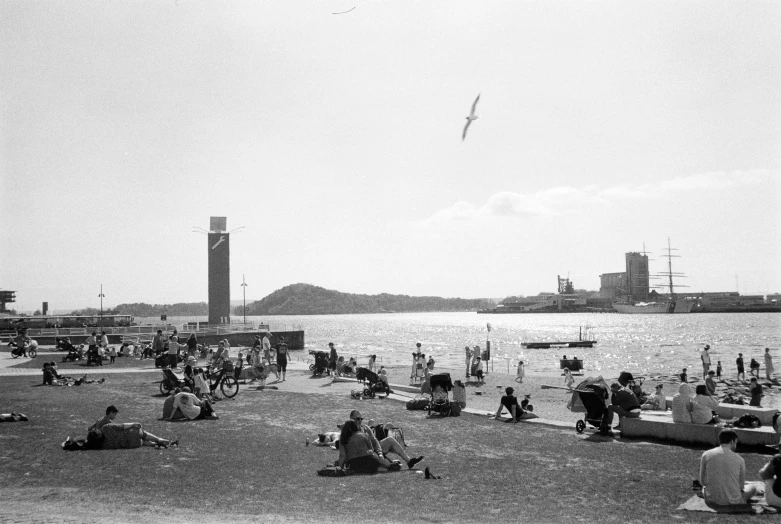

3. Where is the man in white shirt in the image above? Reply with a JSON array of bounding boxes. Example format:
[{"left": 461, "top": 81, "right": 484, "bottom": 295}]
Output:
[
  {"left": 699, "top": 429, "right": 759, "bottom": 505},
  {"left": 701, "top": 345, "right": 712, "bottom": 379},
  {"left": 168, "top": 335, "right": 180, "bottom": 368},
  {"left": 173, "top": 388, "right": 216, "bottom": 420},
  {"left": 262, "top": 332, "right": 272, "bottom": 365}
]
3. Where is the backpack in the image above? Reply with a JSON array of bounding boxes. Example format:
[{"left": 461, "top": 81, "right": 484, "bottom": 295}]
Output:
[{"left": 736, "top": 414, "right": 762, "bottom": 428}]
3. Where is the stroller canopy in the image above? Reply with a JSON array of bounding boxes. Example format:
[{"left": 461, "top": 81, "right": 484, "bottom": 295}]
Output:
[{"left": 429, "top": 373, "right": 453, "bottom": 391}]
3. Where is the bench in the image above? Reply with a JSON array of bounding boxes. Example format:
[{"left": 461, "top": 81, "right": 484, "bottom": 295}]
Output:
[
  {"left": 663, "top": 396, "right": 777, "bottom": 426},
  {"left": 620, "top": 413, "right": 779, "bottom": 447}
]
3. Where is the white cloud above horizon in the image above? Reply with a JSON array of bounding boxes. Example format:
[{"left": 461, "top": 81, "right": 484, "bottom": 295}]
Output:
[{"left": 423, "top": 169, "right": 777, "bottom": 224}]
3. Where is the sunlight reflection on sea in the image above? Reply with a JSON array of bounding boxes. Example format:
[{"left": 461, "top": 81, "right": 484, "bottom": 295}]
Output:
[{"left": 138, "top": 312, "right": 781, "bottom": 379}]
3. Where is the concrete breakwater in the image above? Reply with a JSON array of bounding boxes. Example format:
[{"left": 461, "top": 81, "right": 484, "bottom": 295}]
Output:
[{"left": 2, "top": 330, "right": 305, "bottom": 350}]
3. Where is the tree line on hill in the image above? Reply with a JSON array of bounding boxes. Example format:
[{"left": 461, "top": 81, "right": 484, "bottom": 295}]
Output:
[{"left": 237, "top": 283, "right": 495, "bottom": 315}]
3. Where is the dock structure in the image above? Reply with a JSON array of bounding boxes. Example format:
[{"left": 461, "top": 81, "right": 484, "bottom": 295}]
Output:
[{"left": 522, "top": 341, "right": 596, "bottom": 349}]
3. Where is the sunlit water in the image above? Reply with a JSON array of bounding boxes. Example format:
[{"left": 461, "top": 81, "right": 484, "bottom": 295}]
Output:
[{"left": 138, "top": 312, "right": 781, "bottom": 378}]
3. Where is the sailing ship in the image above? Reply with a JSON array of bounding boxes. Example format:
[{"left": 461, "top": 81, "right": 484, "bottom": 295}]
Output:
[{"left": 613, "top": 239, "right": 693, "bottom": 314}]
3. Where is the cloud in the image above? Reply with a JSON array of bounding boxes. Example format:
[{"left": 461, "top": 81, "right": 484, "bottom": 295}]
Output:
[{"left": 424, "top": 169, "right": 776, "bottom": 225}]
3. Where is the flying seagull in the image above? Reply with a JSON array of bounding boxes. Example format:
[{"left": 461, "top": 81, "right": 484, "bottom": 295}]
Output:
[
  {"left": 462, "top": 93, "right": 480, "bottom": 141},
  {"left": 332, "top": 6, "right": 355, "bottom": 14}
]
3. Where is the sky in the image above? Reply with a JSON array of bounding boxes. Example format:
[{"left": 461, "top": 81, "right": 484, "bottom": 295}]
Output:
[{"left": 1, "top": 1, "right": 780, "bottom": 312}]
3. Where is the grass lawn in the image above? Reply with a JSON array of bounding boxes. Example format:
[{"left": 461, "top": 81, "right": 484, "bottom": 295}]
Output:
[{"left": 0, "top": 370, "right": 775, "bottom": 523}]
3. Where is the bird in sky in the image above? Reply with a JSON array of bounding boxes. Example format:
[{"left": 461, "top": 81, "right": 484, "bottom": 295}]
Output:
[{"left": 462, "top": 93, "right": 480, "bottom": 141}]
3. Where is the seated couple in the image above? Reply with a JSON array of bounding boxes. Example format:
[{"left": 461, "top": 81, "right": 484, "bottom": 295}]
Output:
[
  {"left": 494, "top": 387, "right": 531, "bottom": 422},
  {"left": 163, "top": 388, "right": 218, "bottom": 421},
  {"left": 63, "top": 405, "right": 174, "bottom": 451},
  {"left": 335, "top": 410, "right": 423, "bottom": 474},
  {"left": 673, "top": 383, "right": 720, "bottom": 424}
]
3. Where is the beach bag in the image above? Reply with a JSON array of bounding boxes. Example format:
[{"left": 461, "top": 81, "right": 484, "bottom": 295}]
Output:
[
  {"left": 406, "top": 397, "right": 429, "bottom": 410},
  {"left": 736, "top": 414, "right": 762, "bottom": 428},
  {"left": 317, "top": 465, "right": 349, "bottom": 477}
]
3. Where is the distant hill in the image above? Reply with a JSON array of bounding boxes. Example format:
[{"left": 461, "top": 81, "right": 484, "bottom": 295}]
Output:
[{"left": 239, "top": 283, "right": 495, "bottom": 315}]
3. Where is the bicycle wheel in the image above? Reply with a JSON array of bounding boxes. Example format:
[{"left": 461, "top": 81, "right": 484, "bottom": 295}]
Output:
[
  {"left": 220, "top": 376, "right": 239, "bottom": 398},
  {"left": 11, "top": 351, "right": 19, "bottom": 359},
  {"left": 28, "top": 349, "right": 37, "bottom": 358},
  {"left": 159, "top": 380, "right": 171, "bottom": 395}
]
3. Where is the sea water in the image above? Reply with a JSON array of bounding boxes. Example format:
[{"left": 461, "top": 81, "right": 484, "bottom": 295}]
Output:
[{"left": 137, "top": 312, "right": 781, "bottom": 377}]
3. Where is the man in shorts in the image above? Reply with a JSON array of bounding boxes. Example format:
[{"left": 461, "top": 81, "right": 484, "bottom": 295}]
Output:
[
  {"left": 701, "top": 345, "right": 711, "bottom": 379},
  {"left": 348, "top": 410, "right": 423, "bottom": 469},
  {"left": 494, "top": 387, "right": 530, "bottom": 422}
]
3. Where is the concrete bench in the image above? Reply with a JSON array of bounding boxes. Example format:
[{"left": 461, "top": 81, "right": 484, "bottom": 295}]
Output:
[
  {"left": 620, "top": 413, "right": 779, "bottom": 447},
  {"left": 663, "top": 396, "right": 777, "bottom": 426}
]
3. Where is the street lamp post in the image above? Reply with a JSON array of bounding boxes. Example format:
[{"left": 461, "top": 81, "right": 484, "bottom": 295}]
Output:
[
  {"left": 98, "top": 284, "right": 105, "bottom": 329},
  {"left": 241, "top": 275, "right": 247, "bottom": 325}
]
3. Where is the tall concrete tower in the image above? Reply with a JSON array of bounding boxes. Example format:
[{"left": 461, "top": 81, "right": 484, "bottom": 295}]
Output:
[
  {"left": 625, "top": 252, "right": 650, "bottom": 301},
  {"left": 208, "top": 217, "right": 230, "bottom": 325}
]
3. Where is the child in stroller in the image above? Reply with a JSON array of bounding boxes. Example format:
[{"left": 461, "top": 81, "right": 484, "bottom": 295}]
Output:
[
  {"left": 355, "top": 367, "right": 392, "bottom": 398},
  {"left": 568, "top": 377, "right": 611, "bottom": 435},
  {"left": 309, "top": 350, "right": 329, "bottom": 376},
  {"left": 428, "top": 373, "right": 454, "bottom": 416}
]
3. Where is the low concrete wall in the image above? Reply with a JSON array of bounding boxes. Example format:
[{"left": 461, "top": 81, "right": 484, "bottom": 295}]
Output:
[{"left": 621, "top": 414, "right": 779, "bottom": 447}]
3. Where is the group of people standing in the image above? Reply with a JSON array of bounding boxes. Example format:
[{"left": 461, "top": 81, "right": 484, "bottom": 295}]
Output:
[
  {"left": 700, "top": 345, "right": 775, "bottom": 382},
  {"left": 248, "top": 332, "right": 290, "bottom": 381}
]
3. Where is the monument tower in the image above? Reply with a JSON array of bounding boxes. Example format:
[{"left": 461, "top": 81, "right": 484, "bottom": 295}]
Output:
[{"left": 208, "top": 217, "right": 231, "bottom": 324}]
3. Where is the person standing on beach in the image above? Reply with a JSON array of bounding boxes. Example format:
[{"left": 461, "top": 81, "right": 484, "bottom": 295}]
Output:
[
  {"left": 168, "top": 335, "right": 180, "bottom": 368},
  {"left": 262, "top": 332, "right": 272, "bottom": 365},
  {"left": 736, "top": 353, "right": 745, "bottom": 381},
  {"left": 749, "top": 377, "right": 763, "bottom": 407},
  {"left": 464, "top": 346, "right": 472, "bottom": 378},
  {"left": 328, "top": 342, "right": 338, "bottom": 377},
  {"left": 471, "top": 345, "right": 481, "bottom": 374},
  {"left": 152, "top": 330, "right": 165, "bottom": 357},
  {"left": 276, "top": 337, "right": 289, "bottom": 381},
  {"left": 411, "top": 343, "right": 423, "bottom": 381},
  {"left": 765, "top": 348, "right": 774, "bottom": 380},
  {"left": 186, "top": 333, "right": 198, "bottom": 358},
  {"left": 700, "top": 345, "right": 711, "bottom": 379},
  {"left": 716, "top": 361, "right": 722, "bottom": 380},
  {"left": 750, "top": 358, "right": 761, "bottom": 379},
  {"left": 516, "top": 360, "right": 525, "bottom": 384}
]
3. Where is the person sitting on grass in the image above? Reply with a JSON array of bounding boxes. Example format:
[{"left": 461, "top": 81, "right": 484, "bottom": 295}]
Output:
[
  {"left": 494, "top": 387, "right": 530, "bottom": 423},
  {"left": 641, "top": 384, "right": 667, "bottom": 411},
  {"left": 335, "top": 420, "right": 400, "bottom": 473},
  {"left": 699, "top": 429, "right": 760, "bottom": 506},
  {"left": 173, "top": 387, "right": 217, "bottom": 420},
  {"left": 603, "top": 382, "right": 641, "bottom": 432},
  {"left": 63, "top": 405, "right": 173, "bottom": 451},
  {"left": 347, "top": 410, "right": 423, "bottom": 470}
]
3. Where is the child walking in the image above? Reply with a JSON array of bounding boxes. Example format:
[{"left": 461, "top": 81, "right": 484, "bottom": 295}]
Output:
[
  {"left": 109, "top": 345, "right": 117, "bottom": 364},
  {"left": 516, "top": 360, "right": 525, "bottom": 384},
  {"left": 716, "top": 361, "right": 722, "bottom": 380},
  {"left": 563, "top": 368, "right": 574, "bottom": 389}
]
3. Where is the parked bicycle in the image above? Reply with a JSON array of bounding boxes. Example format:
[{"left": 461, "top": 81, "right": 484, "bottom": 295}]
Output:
[{"left": 205, "top": 361, "right": 239, "bottom": 399}]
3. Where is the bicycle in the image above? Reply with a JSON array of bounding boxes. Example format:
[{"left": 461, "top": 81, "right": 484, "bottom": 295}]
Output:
[{"left": 205, "top": 362, "right": 239, "bottom": 399}]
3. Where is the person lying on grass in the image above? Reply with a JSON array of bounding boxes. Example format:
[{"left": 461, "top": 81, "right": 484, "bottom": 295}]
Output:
[
  {"left": 345, "top": 410, "right": 423, "bottom": 470},
  {"left": 63, "top": 405, "right": 173, "bottom": 451},
  {"left": 494, "top": 387, "right": 530, "bottom": 422},
  {"left": 335, "top": 420, "right": 401, "bottom": 473}
]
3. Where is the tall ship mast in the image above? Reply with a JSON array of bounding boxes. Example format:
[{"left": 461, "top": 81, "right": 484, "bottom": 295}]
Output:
[{"left": 613, "top": 238, "right": 693, "bottom": 314}]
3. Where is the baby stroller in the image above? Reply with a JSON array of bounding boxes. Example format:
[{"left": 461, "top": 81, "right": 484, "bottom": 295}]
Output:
[
  {"left": 355, "top": 367, "right": 391, "bottom": 398},
  {"left": 62, "top": 347, "right": 82, "bottom": 363},
  {"left": 86, "top": 346, "right": 103, "bottom": 366},
  {"left": 568, "top": 377, "right": 610, "bottom": 435},
  {"left": 428, "top": 373, "right": 453, "bottom": 417},
  {"left": 309, "top": 350, "right": 329, "bottom": 376},
  {"left": 160, "top": 367, "right": 189, "bottom": 395}
]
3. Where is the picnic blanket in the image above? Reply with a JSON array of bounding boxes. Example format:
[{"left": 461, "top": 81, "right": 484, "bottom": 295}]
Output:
[{"left": 678, "top": 481, "right": 778, "bottom": 514}]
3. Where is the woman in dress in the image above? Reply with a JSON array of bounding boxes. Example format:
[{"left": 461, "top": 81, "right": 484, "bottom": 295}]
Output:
[{"left": 765, "top": 348, "right": 775, "bottom": 380}]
